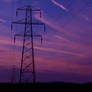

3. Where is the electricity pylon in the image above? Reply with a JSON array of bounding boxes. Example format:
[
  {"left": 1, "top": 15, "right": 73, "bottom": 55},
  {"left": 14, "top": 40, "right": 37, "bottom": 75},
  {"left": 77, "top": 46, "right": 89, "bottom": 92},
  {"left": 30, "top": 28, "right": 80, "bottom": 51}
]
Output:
[{"left": 11, "top": 5, "right": 46, "bottom": 83}]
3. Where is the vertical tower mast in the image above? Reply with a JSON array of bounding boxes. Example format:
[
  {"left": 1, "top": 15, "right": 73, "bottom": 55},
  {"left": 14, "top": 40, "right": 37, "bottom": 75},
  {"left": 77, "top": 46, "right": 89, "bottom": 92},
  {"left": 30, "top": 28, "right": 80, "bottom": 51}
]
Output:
[{"left": 11, "top": 5, "right": 46, "bottom": 83}]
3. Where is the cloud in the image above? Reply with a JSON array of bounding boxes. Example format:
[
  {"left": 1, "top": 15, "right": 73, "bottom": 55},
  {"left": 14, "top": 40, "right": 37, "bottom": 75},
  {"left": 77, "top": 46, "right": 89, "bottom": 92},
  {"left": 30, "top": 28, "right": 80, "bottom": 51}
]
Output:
[
  {"left": 81, "top": 15, "right": 90, "bottom": 22},
  {"left": 35, "top": 12, "right": 80, "bottom": 40},
  {"left": 0, "top": 19, "right": 7, "bottom": 23},
  {"left": 35, "top": 46, "right": 84, "bottom": 57},
  {"left": 34, "top": 13, "right": 92, "bottom": 58},
  {"left": 35, "top": 13, "right": 66, "bottom": 33},
  {"left": 36, "top": 56, "right": 92, "bottom": 78},
  {"left": 51, "top": 0, "right": 68, "bottom": 11}
]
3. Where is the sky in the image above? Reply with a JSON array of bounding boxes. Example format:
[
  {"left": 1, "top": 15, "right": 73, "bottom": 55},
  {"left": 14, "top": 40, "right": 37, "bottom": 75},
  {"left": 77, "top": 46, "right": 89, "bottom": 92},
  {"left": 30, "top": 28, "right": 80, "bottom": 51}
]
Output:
[{"left": 0, "top": 0, "right": 92, "bottom": 83}]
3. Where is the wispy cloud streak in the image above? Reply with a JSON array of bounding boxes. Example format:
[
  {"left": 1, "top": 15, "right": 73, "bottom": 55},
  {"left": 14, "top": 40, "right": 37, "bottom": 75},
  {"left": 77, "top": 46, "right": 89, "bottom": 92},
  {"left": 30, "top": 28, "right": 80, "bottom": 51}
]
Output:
[
  {"left": 51, "top": 0, "right": 68, "bottom": 11},
  {"left": 0, "top": 18, "right": 7, "bottom": 23},
  {"left": 35, "top": 13, "right": 65, "bottom": 33},
  {"left": 35, "top": 46, "right": 84, "bottom": 57}
]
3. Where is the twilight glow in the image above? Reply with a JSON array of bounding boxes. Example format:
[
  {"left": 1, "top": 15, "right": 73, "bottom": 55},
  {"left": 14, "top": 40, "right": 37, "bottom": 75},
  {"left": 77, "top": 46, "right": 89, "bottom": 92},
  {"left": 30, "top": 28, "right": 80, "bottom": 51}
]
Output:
[{"left": 0, "top": 0, "right": 92, "bottom": 83}]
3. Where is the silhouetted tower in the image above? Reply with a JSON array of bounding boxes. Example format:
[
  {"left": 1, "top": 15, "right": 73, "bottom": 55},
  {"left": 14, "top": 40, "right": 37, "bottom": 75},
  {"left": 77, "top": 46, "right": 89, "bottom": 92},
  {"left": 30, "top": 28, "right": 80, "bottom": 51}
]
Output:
[{"left": 11, "top": 5, "right": 46, "bottom": 83}]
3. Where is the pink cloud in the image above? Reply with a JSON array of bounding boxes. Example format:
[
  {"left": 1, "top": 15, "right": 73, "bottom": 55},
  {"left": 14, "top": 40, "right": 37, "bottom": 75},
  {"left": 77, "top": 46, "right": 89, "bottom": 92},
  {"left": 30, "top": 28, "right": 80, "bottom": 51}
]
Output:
[
  {"left": 0, "top": 24, "right": 10, "bottom": 33},
  {"left": 35, "top": 13, "right": 65, "bottom": 33},
  {"left": 35, "top": 12, "right": 80, "bottom": 40},
  {"left": 0, "top": 18, "right": 7, "bottom": 23},
  {"left": 36, "top": 56, "right": 92, "bottom": 77},
  {"left": 34, "top": 46, "right": 84, "bottom": 57},
  {"left": 0, "top": 35, "right": 22, "bottom": 47}
]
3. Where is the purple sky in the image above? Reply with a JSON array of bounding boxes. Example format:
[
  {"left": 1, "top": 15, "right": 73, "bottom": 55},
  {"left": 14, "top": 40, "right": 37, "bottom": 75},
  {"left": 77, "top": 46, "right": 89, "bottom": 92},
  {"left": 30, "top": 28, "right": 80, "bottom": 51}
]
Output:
[{"left": 0, "top": 0, "right": 92, "bottom": 83}]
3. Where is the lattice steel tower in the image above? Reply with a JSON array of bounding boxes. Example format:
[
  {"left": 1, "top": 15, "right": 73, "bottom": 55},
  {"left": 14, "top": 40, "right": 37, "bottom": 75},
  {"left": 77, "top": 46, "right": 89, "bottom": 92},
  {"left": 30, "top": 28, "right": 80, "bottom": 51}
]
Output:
[{"left": 11, "top": 5, "right": 45, "bottom": 83}]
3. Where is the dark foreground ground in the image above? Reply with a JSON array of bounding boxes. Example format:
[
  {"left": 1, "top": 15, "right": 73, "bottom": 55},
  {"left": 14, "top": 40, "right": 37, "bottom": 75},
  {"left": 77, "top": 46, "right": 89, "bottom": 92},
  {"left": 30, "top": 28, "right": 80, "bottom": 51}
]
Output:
[{"left": 0, "top": 82, "right": 92, "bottom": 90}]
